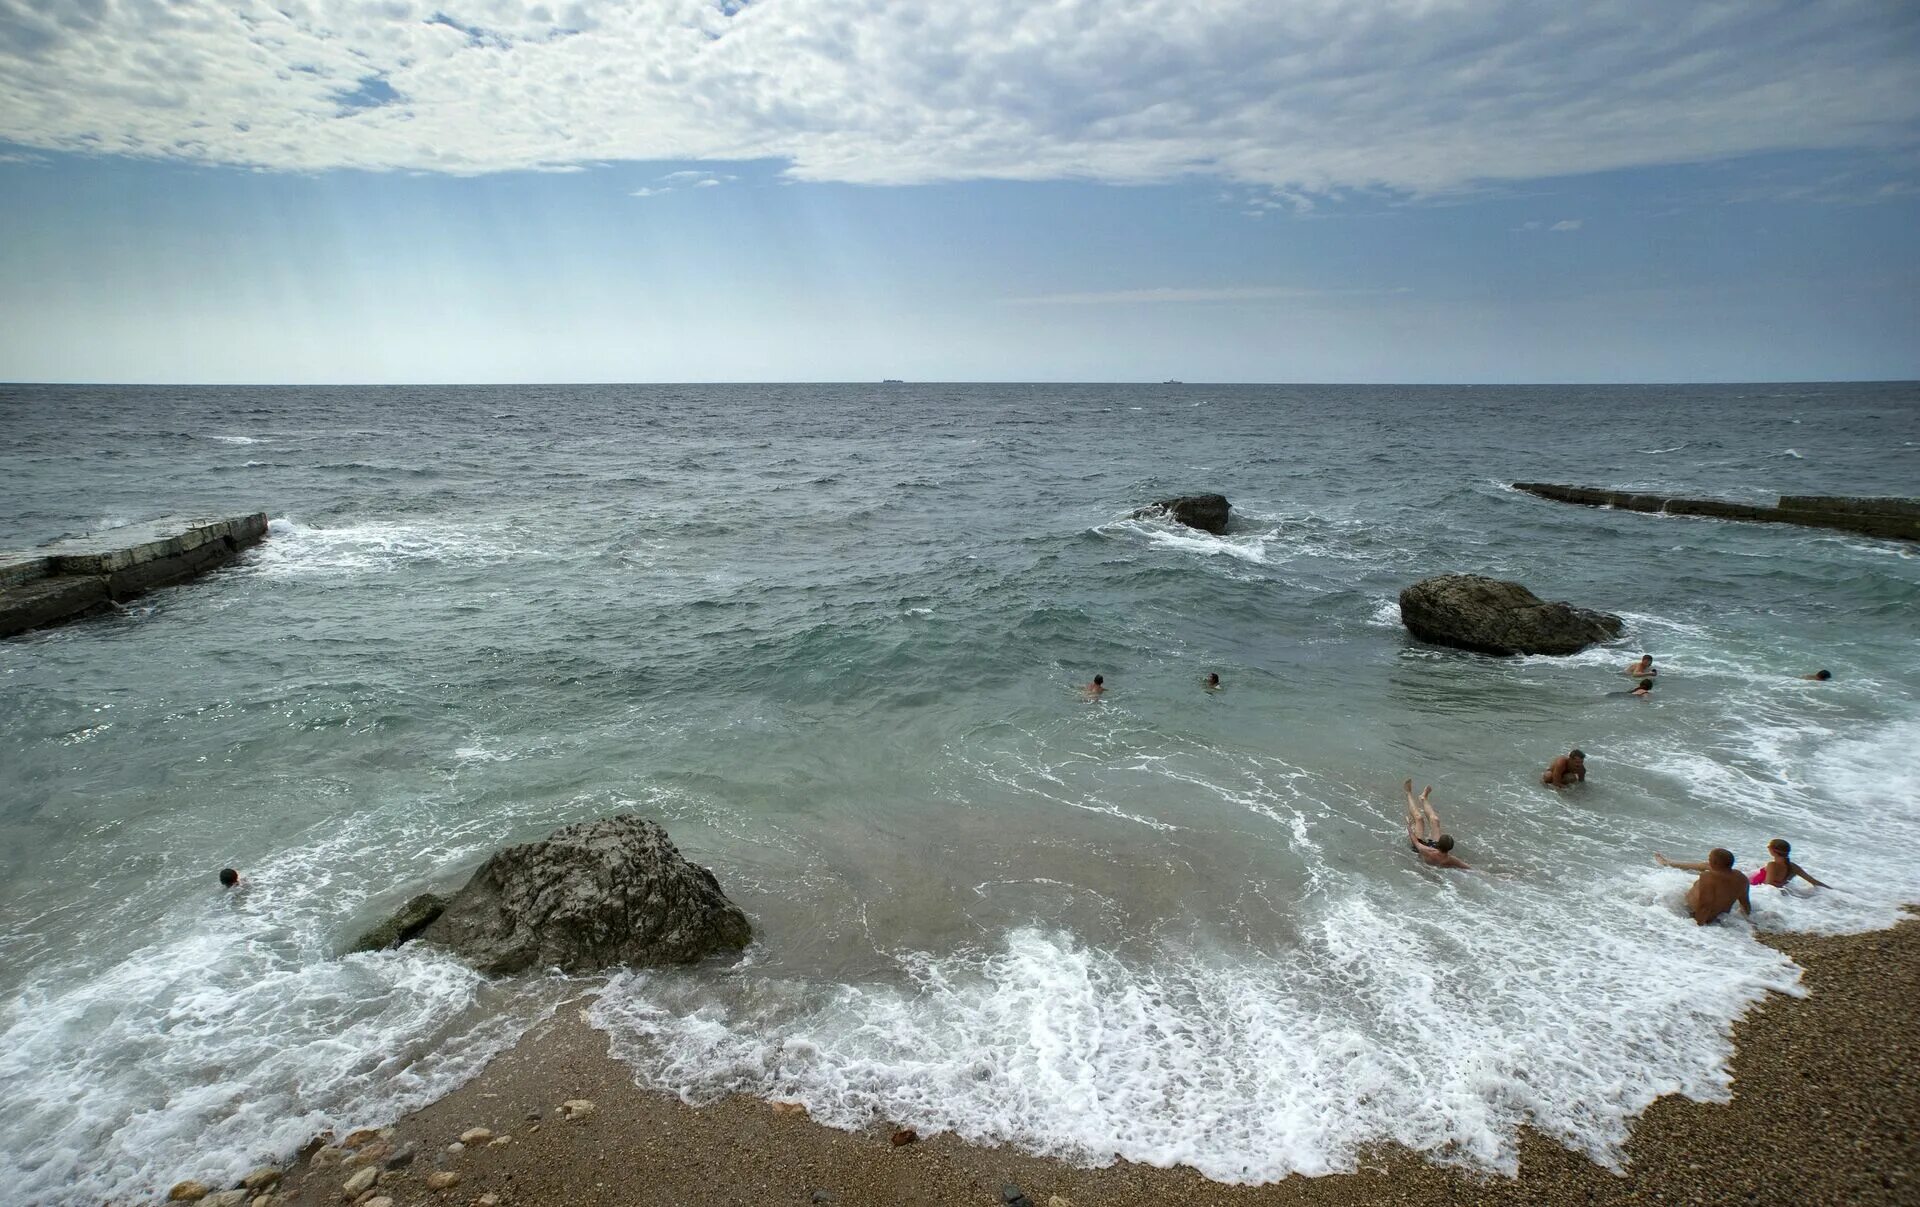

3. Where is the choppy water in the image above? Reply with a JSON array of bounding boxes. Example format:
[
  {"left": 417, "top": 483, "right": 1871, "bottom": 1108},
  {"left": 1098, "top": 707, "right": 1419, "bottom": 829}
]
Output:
[{"left": 1, "top": 382, "right": 1916, "bottom": 1203}]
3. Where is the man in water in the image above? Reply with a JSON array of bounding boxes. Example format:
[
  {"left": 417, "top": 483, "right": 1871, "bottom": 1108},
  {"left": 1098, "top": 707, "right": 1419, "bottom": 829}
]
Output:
[
  {"left": 1654, "top": 849, "right": 1751, "bottom": 924},
  {"left": 218, "top": 868, "right": 246, "bottom": 890},
  {"left": 1626, "top": 678, "right": 1654, "bottom": 698},
  {"left": 1751, "top": 838, "right": 1830, "bottom": 890},
  {"left": 1541, "top": 748, "right": 1587, "bottom": 788},
  {"left": 1083, "top": 674, "right": 1105, "bottom": 699},
  {"left": 1626, "top": 654, "right": 1657, "bottom": 678},
  {"left": 1403, "top": 780, "right": 1470, "bottom": 869},
  {"left": 1205, "top": 672, "right": 1221, "bottom": 691},
  {"left": 1802, "top": 669, "right": 1832, "bottom": 681}
]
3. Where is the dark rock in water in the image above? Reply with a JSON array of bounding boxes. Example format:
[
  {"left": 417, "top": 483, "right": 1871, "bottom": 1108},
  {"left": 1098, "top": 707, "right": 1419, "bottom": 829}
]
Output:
[
  {"left": 1398, "top": 574, "right": 1623, "bottom": 656},
  {"left": 349, "top": 892, "right": 449, "bottom": 954},
  {"left": 1133, "top": 493, "right": 1230, "bottom": 535},
  {"left": 419, "top": 814, "right": 752, "bottom": 975}
]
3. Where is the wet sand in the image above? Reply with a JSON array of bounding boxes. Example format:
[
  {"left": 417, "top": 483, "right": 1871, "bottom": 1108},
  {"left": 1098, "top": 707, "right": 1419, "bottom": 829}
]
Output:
[{"left": 267, "top": 917, "right": 1918, "bottom": 1207}]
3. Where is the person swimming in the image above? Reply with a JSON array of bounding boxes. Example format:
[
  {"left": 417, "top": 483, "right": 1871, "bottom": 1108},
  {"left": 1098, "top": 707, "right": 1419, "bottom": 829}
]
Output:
[
  {"left": 1626, "top": 654, "right": 1657, "bottom": 678},
  {"left": 1204, "top": 672, "right": 1221, "bottom": 691},
  {"left": 1628, "top": 678, "right": 1653, "bottom": 697},
  {"left": 1402, "top": 779, "right": 1470, "bottom": 869},
  {"left": 1654, "top": 849, "right": 1750, "bottom": 925},
  {"left": 218, "top": 868, "right": 246, "bottom": 890},
  {"left": 1802, "top": 669, "right": 1832, "bottom": 681},
  {"left": 1750, "top": 838, "right": 1830, "bottom": 889},
  {"left": 1084, "top": 674, "right": 1106, "bottom": 699},
  {"left": 1541, "top": 748, "right": 1586, "bottom": 788}
]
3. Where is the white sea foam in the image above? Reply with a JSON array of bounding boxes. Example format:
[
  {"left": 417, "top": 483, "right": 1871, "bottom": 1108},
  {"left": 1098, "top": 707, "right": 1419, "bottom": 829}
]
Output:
[
  {"left": 1780, "top": 448, "right": 1803, "bottom": 458},
  {"left": 590, "top": 876, "right": 1799, "bottom": 1181},
  {"left": 0, "top": 818, "right": 545, "bottom": 1205},
  {"left": 1097, "top": 514, "right": 1283, "bottom": 564},
  {"left": 245, "top": 516, "right": 527, "bottom": 579}
]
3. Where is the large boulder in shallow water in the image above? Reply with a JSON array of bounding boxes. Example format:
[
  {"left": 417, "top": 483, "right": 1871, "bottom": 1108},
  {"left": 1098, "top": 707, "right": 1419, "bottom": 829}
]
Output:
[
  {"left": 1398, "top": 574, "right": 1623, "bottom": 656},
  {"left": 419, "top": 814, "right": 751, "bottom": 975},
  {"left": 1133, "top": 494, "right": 1231, "bottom": 534}
]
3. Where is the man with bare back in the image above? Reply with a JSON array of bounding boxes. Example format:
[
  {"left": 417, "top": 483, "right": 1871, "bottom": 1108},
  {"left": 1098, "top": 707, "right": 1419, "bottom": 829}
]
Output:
[
  {"left": 1403, "top": 780, "right": 1470, "bottom": 869},
  {"left": 1541, "top": 748, "right": 1586, "bottom": 788},
  {"left": 1655, "top": 849, "right": 1751, "bottom": 924}
]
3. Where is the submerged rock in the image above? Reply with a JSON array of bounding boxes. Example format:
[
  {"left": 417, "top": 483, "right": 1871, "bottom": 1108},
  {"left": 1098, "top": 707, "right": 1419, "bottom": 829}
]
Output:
[
  {"left": 349, "top": 892, "right": 450, "bottom": 954},
  {"left": 419, "top": 814, "right": 751, "bottom": 975},
  {"left": 1399, "top": 574, "right": 1623, "bottom": 656},
  {"left": 1133, "top": 493, "right": 1231, "bottom": 535}
]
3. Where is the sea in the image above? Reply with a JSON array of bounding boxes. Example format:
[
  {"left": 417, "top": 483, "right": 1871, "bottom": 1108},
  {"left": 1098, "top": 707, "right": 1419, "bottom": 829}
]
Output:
[{"left": 1, "top": 382, "right": 1915, "bottom": 1204}]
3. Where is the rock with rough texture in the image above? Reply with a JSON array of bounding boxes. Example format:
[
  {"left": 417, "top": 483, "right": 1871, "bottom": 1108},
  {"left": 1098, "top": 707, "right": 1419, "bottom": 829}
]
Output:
[
  {"left": 201, "top": 1192, "right": 248, "bottom": 1207},
  {"left": 458, "top": 1128, "right": 492, "bottom": 1145},
  {"left": 1132, "top": 493, "right": 1230, "bottom": 535},
  {"left": 240, "top": 1167, "right": 282, "bottom": 1191},
  {"left": 342, "top": 1166, "right": 378, "bottom": 1196},
  {"left": 168, "top": 1181, "right": 212, "bottom": 1202},
  {"left": 419, "top": 814, "right": 751, "bottom": 975},
  {"left": 559, "top": 1098, "right": 596, "bottom": 1120},
  {"left": 1398, "top": 574, "right": 1623, "bottom": 656},
  {"left": 349, "top": 893, "right": 449, "bottom": 954},
  {"left": 890, "top": 1127, "right": 917, "bottom": 1147},
  {"left": 426, "top": 1170, "right": 461, "bottom": 1190}
]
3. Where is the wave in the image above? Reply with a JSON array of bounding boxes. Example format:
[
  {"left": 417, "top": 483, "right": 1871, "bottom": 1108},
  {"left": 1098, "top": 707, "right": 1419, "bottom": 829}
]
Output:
[{"left": 239, "top": 517, "right": 530, "bottom": 579}]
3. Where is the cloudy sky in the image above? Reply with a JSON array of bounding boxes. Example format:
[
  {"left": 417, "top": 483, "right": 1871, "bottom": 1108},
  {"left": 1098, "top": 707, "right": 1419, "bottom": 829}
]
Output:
[{"left": 1, "top": 0, "right": 1916, "bottom": 382}]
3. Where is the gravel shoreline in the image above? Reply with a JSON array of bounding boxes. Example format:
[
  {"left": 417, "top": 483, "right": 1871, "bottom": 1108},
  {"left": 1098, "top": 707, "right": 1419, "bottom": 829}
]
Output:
[{"left": 256, "top": 917, "right": 1918, "bottom": 1207}]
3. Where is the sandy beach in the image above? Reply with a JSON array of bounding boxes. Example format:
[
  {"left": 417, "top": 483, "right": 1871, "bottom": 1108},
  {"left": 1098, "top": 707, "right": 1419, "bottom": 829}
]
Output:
[{"left": 254, "top": 915, "right": 1917, "bottom": 1207}]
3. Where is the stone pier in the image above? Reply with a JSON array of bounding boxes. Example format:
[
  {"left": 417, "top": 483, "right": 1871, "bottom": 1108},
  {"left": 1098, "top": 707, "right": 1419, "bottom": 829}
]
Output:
[
  {"left": 1512, "top": 484, "right": 1920, "bottom": 542},
  {"left": 0, "top": 513, "right": 270, "bottom": 639}
]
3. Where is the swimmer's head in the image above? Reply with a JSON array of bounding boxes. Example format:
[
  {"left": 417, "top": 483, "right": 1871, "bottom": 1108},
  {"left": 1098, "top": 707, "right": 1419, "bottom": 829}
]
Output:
[
  {"left": 1769, "top": 838, "right": 1790, "bottom": 857},
  {"left": 1207, "top": 673, "right": 1219, "bottom": 686},
  {"left": 1569, "top": 748, "right": 1585, "bottom": 761},
  {"left": 1813, "top": 669, "right": 1831, "bottom": 681},
  {"left": 1638, "top": 679, "right": 1654, "bottom": 691},
  {"left": 1636, "top": 654, "right": 1653, "bottom": 667},
  {"left": 218, "top": 868, "right": 239, "bottom": 888},
  {"left": 1092, "top": 675, "right": 1103, "bottom": 686},
  {"left": 1708, "top": 848, "right": 1735, "bottom": 871},
  {"left": 1433, "top": 834, "right": 1455, "bottom": 853}
]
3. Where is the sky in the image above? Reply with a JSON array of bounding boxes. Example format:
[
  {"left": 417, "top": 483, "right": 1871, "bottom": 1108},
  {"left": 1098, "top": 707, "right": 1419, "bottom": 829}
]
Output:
[{"left": 0, "top": 0, "right": 1916, "bottom": 384}]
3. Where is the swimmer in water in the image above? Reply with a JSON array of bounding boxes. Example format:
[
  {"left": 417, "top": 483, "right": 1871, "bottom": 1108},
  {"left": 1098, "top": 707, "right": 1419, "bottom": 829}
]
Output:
[
  {"left": 1628, "top": 678, "right": 1653, "bottom": 698},
  {"left": 1802, "top": 669, "right": 1832, "bottom": 681},
  {"left": 1541, "top": 748, "right": 1586, "bottom": 788},
  {"left": 1750, "top": 838, "right": 1829, "bottom": 890},
  {"left": 1402, "top": 780, "right": 1470, "bottom": 869},
  {"left": 1084, "top": 674, "right": 1105, "bottom": 699},
  {"left": 1654, "top": 849, "right": 1751, "bottom": 925},
  {"left": 218, "top": 868, "right": 246, "bottom": 891},
  {"left": 1626, "top": 654, "right": 1656, "bottom": 678},
  {"left": 1205, "top": 672, "right": 1221, "bottom": 691}
]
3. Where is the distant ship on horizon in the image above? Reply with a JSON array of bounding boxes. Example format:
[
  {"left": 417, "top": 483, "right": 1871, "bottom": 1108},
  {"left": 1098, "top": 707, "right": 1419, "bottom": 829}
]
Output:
[
  {"left": 1163, "top": 379, "right": 1183, "bottom": 384},
  {"left": 882, "top": 378, "right": 905, "bottom": 384}
]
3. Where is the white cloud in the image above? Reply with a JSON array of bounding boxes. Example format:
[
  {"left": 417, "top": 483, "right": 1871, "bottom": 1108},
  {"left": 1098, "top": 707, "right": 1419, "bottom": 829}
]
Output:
[
  {"left": 1549, "top": 219, "right": 1583, "bottom": 231},
  {"left": 629, "top": 185, "right": 671, "bottom": 196},
  {"left": 1006, "top": 286, "right": 1411, "bottom": 305},
  {"left": 0, "top": 1, "right": 1914, "bottom": 195}
]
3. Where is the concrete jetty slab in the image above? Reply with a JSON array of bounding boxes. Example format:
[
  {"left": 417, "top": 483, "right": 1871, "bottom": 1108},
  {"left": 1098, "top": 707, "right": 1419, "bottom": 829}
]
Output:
[
  {"left": 1512, "top": 484, "right": 1919, "bottom": 542},
  {"left": 0, "top": 513, "right": 269, "bottom": 639}
]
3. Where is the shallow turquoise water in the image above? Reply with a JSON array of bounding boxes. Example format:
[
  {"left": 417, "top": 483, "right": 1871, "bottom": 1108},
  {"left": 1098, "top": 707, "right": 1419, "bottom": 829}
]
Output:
[{"left": 1, "top": 382, "right": 1916, "bottom": 1200}]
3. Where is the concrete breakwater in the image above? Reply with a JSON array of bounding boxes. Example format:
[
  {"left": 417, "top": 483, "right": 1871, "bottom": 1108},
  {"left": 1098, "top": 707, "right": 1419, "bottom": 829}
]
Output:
[
  {"left": 0, "top": 513, "right": 269, "bottom": 639},
  {"left": 1512, "top": 483, "right": 1920, "bottom": 542}
]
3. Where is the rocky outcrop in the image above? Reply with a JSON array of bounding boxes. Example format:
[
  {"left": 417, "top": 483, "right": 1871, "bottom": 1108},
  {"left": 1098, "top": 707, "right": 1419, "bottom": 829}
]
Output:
[
  {"left": 1399, "top": 574, "right": 1623, "bottom": 656},
  {"left": 1133, "top": 494, "right": 1231, "bottom": 534},
  {"left": 1514, "top": 483, "right": 1919, "bottom": 542},
  {"left": 349, "top": 892, "right": 449, "bottom": 953},
  {"left": 418, "top": 814, "right": 751, "bottom": 975}
]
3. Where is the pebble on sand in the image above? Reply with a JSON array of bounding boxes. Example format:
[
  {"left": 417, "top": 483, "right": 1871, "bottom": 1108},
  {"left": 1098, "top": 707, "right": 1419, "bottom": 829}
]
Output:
[
  {"left": 341, "top": 1128, "right": 384, "bottom": 1149},
  {"left": 362, "top": 1198, "right": 393, "bottom": 1207},
  {"left": 458, "top": 1127, "right": 493, "bottom": 1144},
  {"left": 445, "top": 1142, "right": 464, "bottom": 1155},
  {"left": 426, "top": 1170, "right": 461, "bottom": 1190},
  {"left": 476, "top": 1196, "right": 499, "bottom": 1207},
  {"left": 201, "top": 1192, "right": 249, "bottom": 1207},
  {"left": 167, "top": 1181, "right": 211, "bottom": 1202},
  {"left": 1048, "top": 1197, "right": 1073, "bottom": 1207},
  {"left": 309, "top": 1148, "right": 344, "bottom": 1170},
  {"left": 342, "top": 1166, "right": 378, "bottom": 1197},
  {"left": 890, "top": 1127, "right": 918, "bottom": 1147},
  {"left": 770, "top": 1102, "right": 806, "bottom": 1117},
  {"left": 559, "top": 1098, "right": 597, "bottom": 1120}
]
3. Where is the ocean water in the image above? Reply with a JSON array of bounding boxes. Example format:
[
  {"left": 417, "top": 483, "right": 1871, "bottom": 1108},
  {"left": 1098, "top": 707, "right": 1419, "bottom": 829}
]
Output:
[{"left": 1, "top": 382, "right": 1916, "bottom": 1202}]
